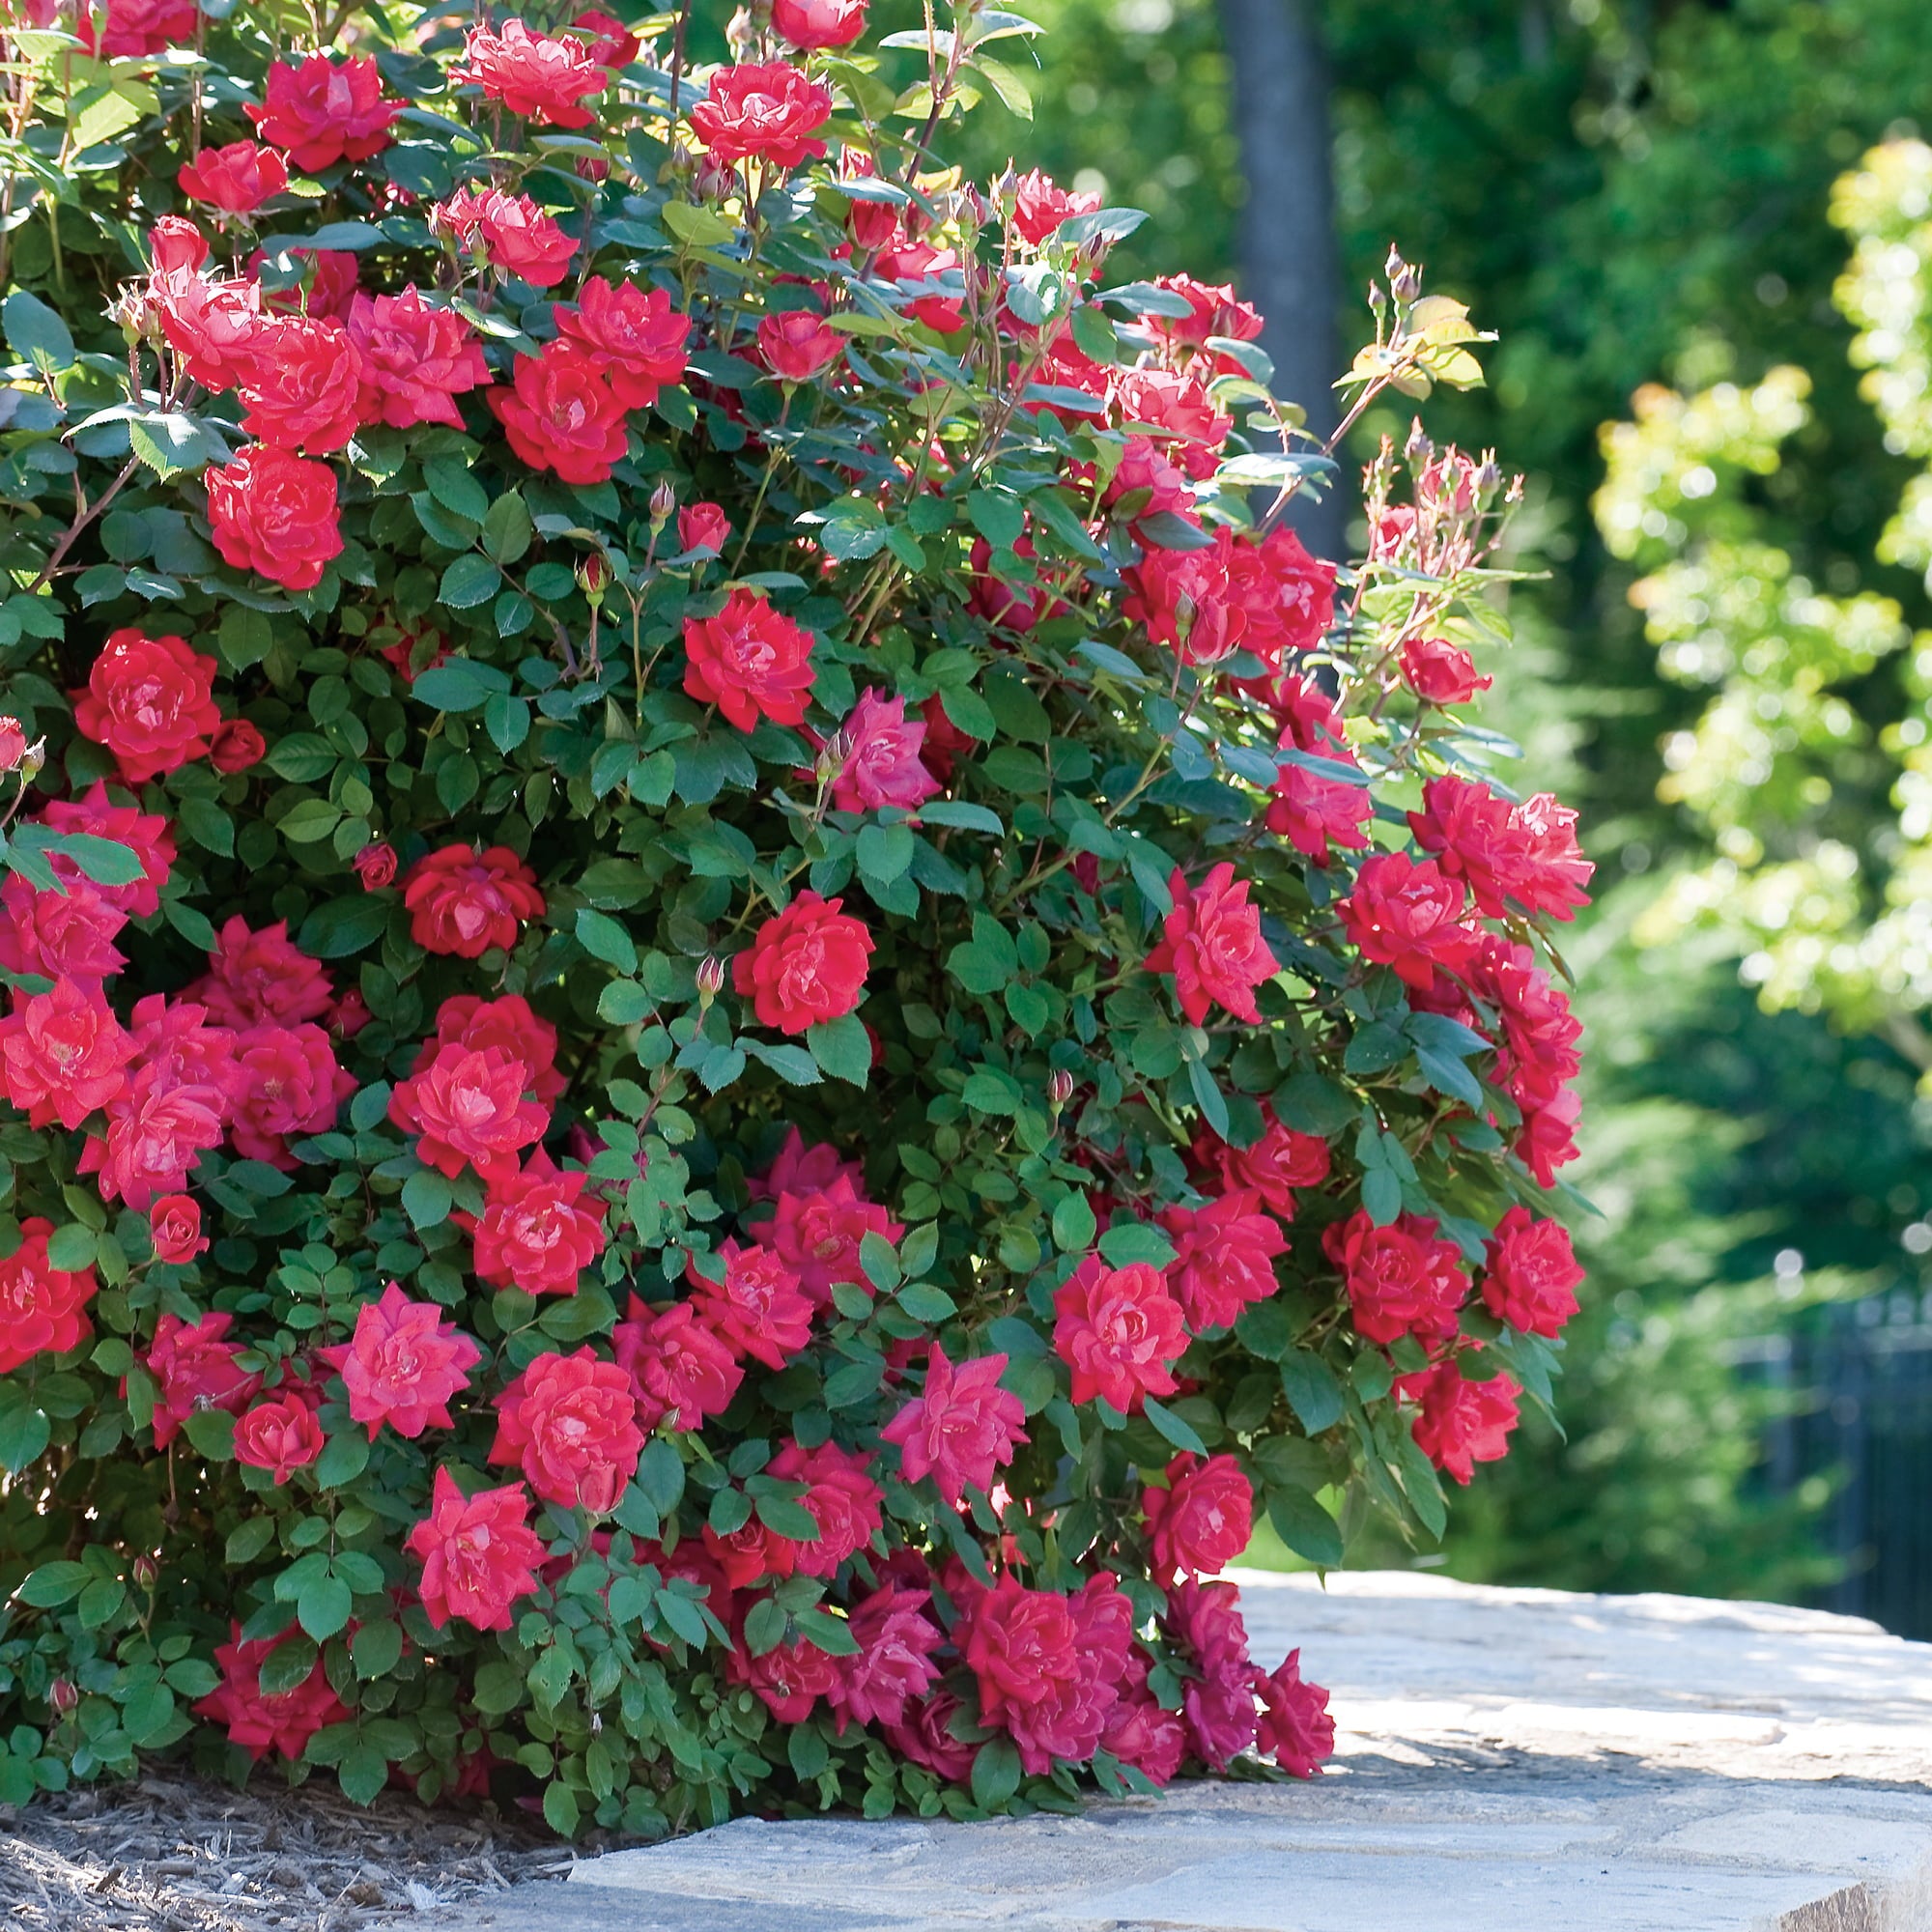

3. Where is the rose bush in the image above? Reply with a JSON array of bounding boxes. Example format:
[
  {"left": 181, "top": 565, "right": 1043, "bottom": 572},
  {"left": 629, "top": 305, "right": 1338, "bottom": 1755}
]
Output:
[{"left": 0, "top": 0, "right": 1586, "bottom": 1839}]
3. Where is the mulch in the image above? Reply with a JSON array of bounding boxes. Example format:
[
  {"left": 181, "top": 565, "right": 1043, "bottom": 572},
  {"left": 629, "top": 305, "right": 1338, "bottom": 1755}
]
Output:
[{"left": 0, "top": 1772, "right": 577, "bottom": 1931}]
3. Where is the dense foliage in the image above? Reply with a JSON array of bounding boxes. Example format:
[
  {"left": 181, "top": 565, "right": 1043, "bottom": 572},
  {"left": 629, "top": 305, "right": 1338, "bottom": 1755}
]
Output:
[{"left": 0, "top": 0, "right": 1590, "bottom": 1832}]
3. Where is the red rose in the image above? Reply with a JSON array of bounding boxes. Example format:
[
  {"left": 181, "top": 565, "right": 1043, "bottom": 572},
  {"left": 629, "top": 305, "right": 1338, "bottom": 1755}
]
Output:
[
  {"left": 1255, "top": 1648, "right": 1335, "bottom": 1777},
  {"left": 1397, "top": 1358, "right": 1521, "bottom": 1483},
  {"left": 236, "top": 314, "right": 364, "bottom": 454},
  {"left": 245, "top": 53, "right": 398, "bottom": 173},
  {"left": 1322, "top": 1208, "right": 1468, "bottom": 1347},
  {"left": 1408, "top": 774, "right": 1593, "bottom": 923},
  {"left": 230, "top": 1021, "right": 350, "bottom": 1167},
  {"left": 453, "top": 18, "right": 608, "bottom": 127},
  {"left": 469, "top": 1148, "right": 606, "bottom": 1295},
  {"left": 755, "top": 308, "right": 844, "bottom": 382},
  {"left": 1148, "top": 272, "right": 1264, "bottom": 355},
  {"left": 1337, "top": 850, "right": 1481, "bottom": 992},
  {"left": 73, "top": 627, "right": 221, "bottom": 782},
  {"left": 436, "top": 185, "right": 577, "bottom": 287},
  {"left": 677, "top": 500, "right": 730, "bottom": 555},
  {"left": 1160, "top": 1189, "right": 1287, "bottom": 1331},
  {"left": 488, "top": 339, "right": 631, "bottom": 485},
  {"left": 689, "top": 1237, "right": 813, "bottom": 1368},
  {"left": 1052, "top": 1256, "right": 1186, "bottom": 1412},
  {"left": 148, "top": 215, "right": 208, "bottom": 274},
  {"left": 79, "top": 0, "right": 196, "bottom": 56},
  {"left": 1122, "top": 527, "right": 1247, "bottom": 665},
  {"left": 417, "top": 992, "right": 562, "bottom": 1099},
  {"left": 144, "top": 1310, "right": 259, "bottom": 1447},
  {"left": 209, "top": 718, "right": 266, "bottom": 772},
  {"left": 875, "top": 239, "right": 969, "bottom": 333},
  {"left": 733, "top": 891, "right": 872, "bottom": 1035},
  {"left": 1110, "top": 366, "right": 1231, "bottom": 478},
  {"left": 729, "top": 1634, "right": 839, "bottom": 1724},
  {"left": 388, "top": 1043, "right": 549, "bottom": 1184},
  {"left": 1267, "top": 743, "right": 1373, "bottom": 863},
  {"left": 690, "top": 62, "right": 834, "bottom": 170},
  {"left": 1146, "top": 863, "right": 1280, "bottom": 1024},
  {"left": 205, "top": 447, "right": 343, "bottom": 591},
  {"left": 0, "top": 715, "right": 27, "bottom": 770},
  {"left": 0, "top": 872, "right": 127, "bottom": 989},
  {"left": 1101, "top": 1653, "right": 1187, "bottom": 1785},
  {"left": 0, "top": 1216, "right": 98, "bottom": 1374},
  {"left": 1197, "top": 1104, "right": 1330, "bottom": 1218},
  {"left": 683, "top": 586, "right": 817, "bottom": 729},
  {"left": 0, "top": 977, "right": 136, "bottom": 1129},
  {"left": 490, "top": 1346, "right": 643, "bottom": 1513},
  {"left": 1009, "top": 168, "right": 1101, "bottom": 245},
  {"left": 250, "top": 245, "right": 360, "bottom": 321},
  {"left": 1143, "top": 1452, "right": 1253, "bottom": 1581},
  {"left": 772, "top": 0, "right": 867, "bottom": 48},
  {"left": 38, "top": 781, "right": 175, "bottom": 917},
  {"left": 702, "top": 1514, "right": 798, "bottom": 1589},
  {"left": 79, "top": 1065, "right": 227, "bottom": 1210},
  {"left": 402, "top": 843, "right": 546, "bottom": 957},
  {"left": 761, "top": 1177, "right": 902, "bottom": 1303},
  {"left": 1401, "top": 635, "right": 1492, "bottom": 705},
  {"left": 556, "top": 275, "right": 690, "bottom": 409},
  {"left": 767, "top": 1436, "right": 883, "bottom": 1577},
  {"left": 878, "top": 1344, "right": 1027, "bottom": 1507},
  {"left": 151, "top": 268, "right": 263, "bottom": 393},
  {"left": 351, "top": 841, "right": 397, "bottom": 890},
  {"left": 196, "top": 915, "right": 334, "bottom": 1028},
  {"left": 347, "top": 286, "right": 491, "bottom": 429},
  {"left": 148, "top": 1193, "right": 206, "bottom": 1264},
  {"left": 193, "top": 1624, "right": 347, "bottom": 1762},
  {"left": 234, "top": 1390, "right": 325, "bottom": 1484},
  {"left": 177, "top": 138, "right": 287, "bottom": 215},
  {"left": 883, "top": 1689, "right": 980, "bottom": 1782},
  {"left": 575, "top": 8, "right": 639, "bottom": 66},
  {"left": 960, "top": 1572, "right": 1130, "bottom": 1773},
  {"left": 318, "top": 1282, "right": 482, "bottom": 1439},
  {"left": 1482, "top": 1206, "right": 1583, "bottom": 1338},
  {"left": 406, "top": 1467, "right": 547, "bottom": 1632},
  {"left": 830, "top": 1584, "right": 943, "bottom": 1732},
  {"left": 1228, "top": 525, "right": 1335, "bottom": 667},
  {"left": 828, "top": 688, "right": 941, "bottom": 813},
  {"left": 1164, "top": 1577, "right": 1256, "bottom": 1768},
  {"left": 612, "top": 1297, "right": 743, "bottom": 1432}
]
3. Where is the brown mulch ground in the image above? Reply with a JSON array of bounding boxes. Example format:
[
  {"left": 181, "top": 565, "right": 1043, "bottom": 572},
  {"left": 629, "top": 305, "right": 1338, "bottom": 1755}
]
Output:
[{"left": 0, "top": 1774, "right": 576, "bottom": 1931}]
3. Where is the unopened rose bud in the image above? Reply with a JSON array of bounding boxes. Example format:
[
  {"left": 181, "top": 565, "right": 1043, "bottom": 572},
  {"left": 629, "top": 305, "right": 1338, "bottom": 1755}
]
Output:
[
  {"left": 1385, "top": 246, "right": 1421, "bottom": 302},
  {"left": 696, "top": 954, "right": 725, "bottom": 1000},
  {"left": 49, "top": 1678, "right": 77, "bottom": 1717},
  {"left": 0, "top": 717, "right": 26, "bottom": 772},
  {"left": 589, "top": 1711, "right": 603, "bottom": 1733},
  {"left": 1404, "top": 419, "right": 1434, "bottom": 463},
  {"left": 132, "top": 1554, "right": 157, "bottom": 1591},
  {"left": 649, "top": 480, "right": 677, "bottom": 526},
  {"left": 1474, "top": 451, "right": 1503, "bottom": 493},
  {"left": 577, "top": 553, "right": 611, "bottom": 602},
  {"left": 1048, "top": 1070, "right": 1074, "bottom": 1109},
  {"left": 816, "top": 727, "right": 852, "bottom": 782},
  {"left": 725, "top": 5, "right": 757, "bottom": 53},
  {"left": 1172, "top": 592, "right": 1197, "bottom": 642}
]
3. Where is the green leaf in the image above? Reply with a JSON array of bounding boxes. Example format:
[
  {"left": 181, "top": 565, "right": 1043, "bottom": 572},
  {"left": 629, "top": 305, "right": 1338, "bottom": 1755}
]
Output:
[
  {"left": 46, "top": 1223, "right": 98, "bottom": 1271},
  {"left": 744, "top": 1038, "right": 820, "bottom": 1084},
  {"left": 3, "top": 290, "right": 73, "bottom": 374},
  {"left": 313, "top": 1430, "right": 370, "bottom": 1489},
  {"left": 411, "top": 659, "right": 509, "bottom": 713},
  {"left": 1279, "top": 1350, "right": 1346, "bottom": 1434},
  {"left": 482, "top": 492, "right": 534, "bottom": 564},
  {"left": 338, "top": 1746, "right": 390, "bottom": 1806},
  {"left": 297, "top": 1573, "right": 354, "bottom": 1641},
  {"left": 576, "top": 907, "right": 639, "bottom": 974},
  {"left": 183, "top": 1408, "right": 236, "bottom": 1461},
  {"left": 15, "top": 1559, "right": 89, "bottom": 1607},
  {"left": 298, "top": 895, "right": 391, "bottom": 959},
  {"left": 351, "top": 1619, "right": 404, "bottom": 1680},
  {"left": 401, "top": 1167, "right": 454, "bottom": 1229},
  {"left": 807, "top": 1013, "right": 871, "bottom": 1087},
  {"left": 1142, "top": 1396, "right": 1207, "bottom": 1456},
  {"left": 1052, "top": 1192, "right": 1095, "bottom": 1254},
  {"left": 971, "top": 1736, "right": 1022, "bottom": 1809},
  {"left": 1266, "top": 1485, "right": 1345, "bottom": 1567},
  {"left": 598, "top": 980, "right": 654, "bottom": 1025},
  {"left": 43, "top": 833, "right": 144, "bottom": 887},
  {"left": 440, "top": 554, "right": 502, "bottom": 609}
]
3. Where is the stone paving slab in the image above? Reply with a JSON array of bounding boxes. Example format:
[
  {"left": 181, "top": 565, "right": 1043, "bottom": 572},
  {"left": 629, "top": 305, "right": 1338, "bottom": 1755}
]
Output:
[{"left": 410, "top": 1571, "right": 1932, "bottom": 1932}]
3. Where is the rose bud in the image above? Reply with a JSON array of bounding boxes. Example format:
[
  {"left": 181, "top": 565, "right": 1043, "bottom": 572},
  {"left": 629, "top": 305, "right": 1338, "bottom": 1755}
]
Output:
[
  {"left": 1048, "top": 1069, "right": 1075, "bottom": 1109},
  {"left": 755, "top": 309, "right": 843, "bottom": 384},
  {"left": 649, "top": 479, "right": 677, "bottom": 526},
  {"left": 131, "top": 1554, "right": 158, "bottom": 1591},
  {"left": 696, "top": 954, "right": 726, "bottom": 1000},
  {"left": 353, "top": 842, "right": 399, "bottom": 889},
  {"left": 209, "top": 718, "right": 267, "bottom": 773},
  {"left": 678, "top": 501, "right": 730, "bottom": 556},
  {"left": 49, "top": 1679, "right": 77, "bottom": 1716}
]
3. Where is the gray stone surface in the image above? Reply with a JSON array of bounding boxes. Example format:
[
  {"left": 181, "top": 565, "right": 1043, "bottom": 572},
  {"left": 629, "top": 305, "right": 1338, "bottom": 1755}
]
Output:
[{"left": 410, "top": 1571, "right": 1932, "bottom": 1932}]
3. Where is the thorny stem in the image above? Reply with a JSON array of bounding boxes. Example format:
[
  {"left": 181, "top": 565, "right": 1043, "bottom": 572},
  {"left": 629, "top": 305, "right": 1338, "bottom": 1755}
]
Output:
[{"left": 31, "top": 455, "right": 140, "bottom": 594}]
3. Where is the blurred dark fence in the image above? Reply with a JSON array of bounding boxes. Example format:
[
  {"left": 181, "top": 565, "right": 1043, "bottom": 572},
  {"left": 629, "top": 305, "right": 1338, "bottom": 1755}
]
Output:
[{"left": 1748, "top": 1295, "right": 1932, "bottom": 1639}]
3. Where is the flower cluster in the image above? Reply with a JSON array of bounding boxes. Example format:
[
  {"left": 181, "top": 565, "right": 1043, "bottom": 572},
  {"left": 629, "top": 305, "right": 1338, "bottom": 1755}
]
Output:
[{"left": 0, "top": 0, "right": 1581, "bottom": 1839}]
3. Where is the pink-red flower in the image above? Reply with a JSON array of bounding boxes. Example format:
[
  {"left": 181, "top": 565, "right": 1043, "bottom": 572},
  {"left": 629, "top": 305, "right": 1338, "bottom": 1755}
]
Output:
[
  {"left": 144, "top": 1309, "right": 259, "bottom": 1447},
  {"left": 234, "top": 1389, "right": 325, "bottom": 1484},
  {"left": 755, "top": 309, "right": 843, "bottom": 382},
  {"left": 319, "top": 1282, "right": 483, "bottom": 1439},
  {"left": 210, "top": 718, "right": 266, "bottom": 772},
  {"left": 1196, "top": 1106, "right": 1330, "bottom": 1219},
  {"left": 1227, "top": 525, "right": 1335, "bottom": 667},
  {"left": 1100, "top": 1651, "right": 1187, "bottom": 1784},
  {"left": 491, "top": 1347, "right": 643, "bottom": 1513},
  {"left": 206, "top": 447, "right": 344, "bottom": 592},
  {"left": 245, "top": 53, "right": 398, "bottom": 172},
  {"left": 730, "top": 1633, "right": 839, "bottom": 1722},
  {"left": 689, "top": 1238, "right": 815, "bottom": 1368},
  {"left": 454, "top": 18, "right": 608, "bottom": 127},
  {"left": 760, "top": 1176, "right": 903, "bottom": 1304},
  {"left": 403, "top": 844, "right": 545, "bottom": 958},
  {"left": 407, "top": 1466, "right": 548, "bottom": 1631},
  {"left": 1052, "top": 1255, "right": 1186, "bottom": 1412},
  {"left": 556, "top": 276, "right": 690, "bottom": 409},
  {"left": 828, "top": 689, "right": 942, "bottom": 813},
  {"left": 678, "top": 501, "right": 730, "bottom": 555},
  {"left": 79, "top": 0, "right": 196, "bottom": 57},
  {"left": 613, "top": 1297, "right": 743, "bottom": 1432},
  {"left": 1407, "top": 775, "right": 1595, "bottom": 924},
  {"left": 352, "top": 842, "right": 397, "bottom": 890},
  {"left": 767, "top": 1436, "right": 883, "bottom": 1577},
  {"left": 1401, "top": 635, "right": 1491, "bottom": 706},
  {"left": 151, "top": 268, "right": 263, "bottom": 393},
  {"left": 732, "top": 892, "right": 872, "bottom": 1035},
  {"left": 0, "top": 874, "right": 127, "bottom": 990},
  {"left": 684, "top": 587, "right": 818, "bottom": 729},
  {"left": 1322, "top": 1209, "right": 1468, "bottom": 1347},
  {"left": 149, "top": 1193, "right": 206, "bottom": 1264},
  {"left": 72, "top": 628, "right": 221, "bottom": 782},
  {"left": 1337, "top": 850, "right": 1481, "bottom": 992},
  {"left": 960, "top": 1571, "right": 1130, "bottom": 1773},
  {"left": 879, "top": 1345, "right": 1028, "bottom": 1506},
  {"left": 437, "top": 185, "right": 577, "bottom": 287},
  {"left": 80, "top": 1065, "right": 227, "bottom": 1209},
  {"left": 830, "top": 1584, "right": 942, "bottom": 1731},
  {"left": 1009, "top": 168, "right": 1101, "bottom": 245},
  {"left": 469, "top": 1148, "right": 605, "bottom": 1295},
  {"left": 0, "top": 977, "right": 135, "bottom": 1129},
  {"left": 1144, "top": 1452, "right": 1252, "bottom": 1580},
  {"left": 1482, "top": 1206, "right": 1583, "bottom": 1338},
  {"left": 1267, "top": 746, "right": 1374, "bottom": 863},
  {"left": 229, "top": 1022, "right": 351, "bottom": 1167},
  {"left": 388, "top": 1043, "right": 550, "bottom": 1184},
  {"left": 37, "top": 782, "right": 174, "bottom": 917},
  {"left": 0, "top": 1218, "right": 97, "bottom": 1374},
  {"left": 1122, "top": 526, "right": 1246, "bottom": 665},
  {"left": 348, "top": 287, "right": 492, "bottom": 429},
  {"left": 1146, "top": 863, "right": 1280, "bottom": 1024},
  {"left": 1165, "top": 1577, "right": 1256, "bottom": 1768},
  {"left": 177, "top": 140, "right": 287, "bottom": 215},
  {"left": 772, "top": 0, "right": 868, "bottom": 48},
  {"left": 690, "top": 62, "right": 834, "bottom": 170},
  {"left": 1254, "top": 1648, "right": 1334, "bottom": 1776},
  {"left": 488, "top": 339, "right": 631, "bottom": 485},
  {"left": 419, "top": 992, "right": 563, "bottom": 1100},
  {"left": 193, "top": 1625, "right": 347, "bottom": 1761},
  {"left": 196, "top": 917, "right": 333, "bottom": 1029},
  {"left": 1160, "top": 1189, "right": 1287, "bottom": 1331},
  {"left": 1397, "top": 1359, "right": 1521, "bottom": 1483},
  {"left": 237, "top": 314, "right": 365, "bottom": 454}
]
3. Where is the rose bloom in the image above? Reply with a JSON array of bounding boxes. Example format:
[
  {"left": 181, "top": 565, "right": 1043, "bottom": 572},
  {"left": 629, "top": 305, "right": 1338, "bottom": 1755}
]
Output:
[
  {"left": 37, "top": 782, "right": 174, "bottom": 917},
  {"left": 732, "top": 892, "right": 873, "bottom": 1035},
  {"left": 830, "top": 1584, "right": 943, "bottom": 1732},
  {"left": 612, "top": 1297, "right": 742, "bottom": 1432},
  {"left": 250, "top": 244, "right": 360, "bottom": 322},
  {"left": 149, "top": 1193, "right": 206, "bottom": 1264},
  {"left": 196, "top": 916, "right": 333, "bottom": 1029},
  {"left": 1227, "top": 524, "right": 1336, "bottom": 667},
  {"left": 437, "top": 185, "right": 578, "bottom": 287},
  {"left": 1197, "top": 1106, "right": 1330, "bottom": 1219},
  {"left": 143, "top": 1310, "right": 260, "bottom": 1447},
  {"left": 1149, "top": 272, "right": 1264, "bottom": 355},
  {"left": 829, "top": 689, "right": 942, "bottom": 813},
  {"left": 1255, "top": 1648, "right": 1335, "bottom": 1777},
  {"left": 1144, "top": 1453, "right": 1253, "bottom": 1581},
  {"left": 205, "top": 447, "right": 343, "bottom": 592},
  {"left": 79, "top": 0, "right": 196, "bottom": 57},
  {"left": 690, "top": 62, "right": 834, "bottom": 170},
  {"left": 469, "top": 1147, "right": 606, "bottom": 1295},
  {"left": 1165, "top": 1577, "right": 1257, "bottom": 1769},
  {"left": 773, "top": 0, "right": 867, "bottom": 48},
  {"left": 1009, "top": 167, "right": 1101, "bottom": 245},
  {"left": 1322, "top": 1208, "right": 1469, "bottom": 1348},
  {"left": 1397, "top": 1359, "right": 1522, "bottom": 1484},
  {"left": 488, "top": 339, "right": 631, "bottom": 485},
  {"left": 1111, "top": 366, "right": 1231, "bottom": 479},
  {"left": 879, "top": 1344, "right": 1027, "bottom": 1507},
  {"left": 690, "top": 1238, "right": 814, "bottom": 1368},
  {"left": 684, "top": 587, "right": 818, "bottom": 729},
  {"left": 0, "top": 715, "right": 25, "bottom": 770},
  {"left": 729, "top": 1634, "right": 839, "bottom": 1724},
  {"left": 702, "top": 1514, "right": 797, "bottom": 1589},
  {"left": 417, "top": 991, "right": 563, "bottom": 1100},
  {"left": 874, "top": 239, "right": 967, "bottom": 333},
  {"left": 348, "top": 286, "right": 492, "bottom": 429},
  {"left": 454, "top": 18, "right": 608, "bottom": 127},
  {"left": 407, "top": 1467, "right": 548, "bottom": 1632},
  {"left": 234, "top": 1390, "right": 325, "bottom": 1485},
  {"left": 0, "top": 976, "right": 135, "bottom": 1129},
  {"left": 966, "top": 533, "right": 1055, "bottom": 634},
  {"left": 767, "top": 1437, "right": 884, "bottom": 1577},
  {"left": 1267, "top": 748, "right": 1374, "bottom": 864},
  {"left": 1147, "top": 863, "right": 1280, "bottom": 1025},
  {"left": 1160, "top": 1189, "right": 1287, "bottom": 1331},
  {"left": 245, "top": 52, "right": 398, "bottom": 172},
  {"left": 319, "top": 1281, "right": 483, "bottom": 1439},
  {"left": 72, "top": 628, "right": 221, "bottom": 783},
  {"left": 575, "top": 7, "right": 639, "bottom": 66},
  {"left": 79, "top": 1065, "right": 228, "bottom": 1209},
  {"left": 236, "top": 313, "right": 364, "bottom": 454},
  {"left": 148, "top": 214, "right": 208, "bottom": 274},
  {"left": 884, "top": 1688, "right": 980, "bottom": 1784},
  {"left": 961, "top": 1571, "right": 1130, "bottom": 1773},
  {"left": 490, "top": 1347, "right": 643, "bottom": 1514},
  {"left": 151, "top": 267, "right": 263, "bottom": 393},
  {"left": 1337, "top": 850, "right": 1481, "bottom": 993},
  {"left": 556, "top": 276, "right": 690, "bottom": 409},
  {"left": 1101, "top": 1651, "right": 1188, "bottom": 1786},
  {"left": 1482, "top": 1206, "right": 1583, "bottom": 1338},
  {"left": 229, "top": 1022, "right": 351, "bottom": 1168},
  {"left": 677, "top": 501, "right": 730, "bottom": 555},
  {"left": 755, "top": 309, "right": 843, "bottom": 383},
  {"left": 403, "top": 843, "right": 546, "bottom": 957},
  {"left": 1052, "top": 1256, "right": 1187, "bottom": 1412},
  {"left": 0, "top": 1218, "right": 98, "bottom": 1374},
  {"left": 193, "top": 1625, "right": 348, "bottom": 1762},
  {"left": 177, "top": 139, "right": 287, "bottom": 215},
  {"left": 0, "top": 872, "right": 127, "bottom": 989},
  {"left": 761, "top": 1175, "right": 904, "bottom": 1304},
  {"left": 352, "top": 842, "right": 397, "bottom": 890},
  {"left": 749, "top": 1124, "right": 863, "bottom": 1202},
  {"left": 209, "top": 718, "right": 266, "bottom": 772},
  {"left": 1402, "top": 635, "right": 1492, "bottom": 706},
  {"left": 388, "top": 1043, "right": 549, "bottom": 1184}
]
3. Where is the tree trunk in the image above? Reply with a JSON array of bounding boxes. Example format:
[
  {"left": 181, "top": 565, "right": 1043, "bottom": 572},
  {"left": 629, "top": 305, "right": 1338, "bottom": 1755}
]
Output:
[{"left": 1215, "top": 0, "right": 1346, "bottom": 559}]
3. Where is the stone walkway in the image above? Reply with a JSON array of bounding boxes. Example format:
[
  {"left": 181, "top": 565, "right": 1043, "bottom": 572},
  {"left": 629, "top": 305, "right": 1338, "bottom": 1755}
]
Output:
[{"left": 414, "top": 1571, "right": 1932, "bottom": 1932}]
